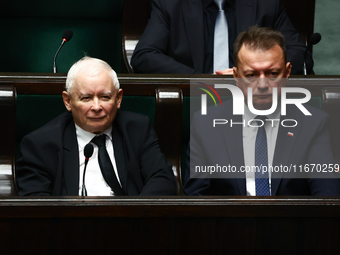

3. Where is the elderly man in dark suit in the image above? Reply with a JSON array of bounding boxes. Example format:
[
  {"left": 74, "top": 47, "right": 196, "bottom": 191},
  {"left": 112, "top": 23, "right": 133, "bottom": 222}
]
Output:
[
  {"left": 16, "top": 57, "right": 177, "bottom": 196},
  {"left": 183, "top": 26, "right": 340, "bottom": 196},
  {"left": 131, "top": 0, "right": 312, "bottom": 75}
]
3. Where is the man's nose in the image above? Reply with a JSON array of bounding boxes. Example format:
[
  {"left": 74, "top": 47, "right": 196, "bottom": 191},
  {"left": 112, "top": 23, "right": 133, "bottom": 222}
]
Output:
[
  {"left": 91, "top": 98, "right": 102, "bottom": 111},
  {"left": 257, "top": 77, "right": 268, "bottom": 89}
]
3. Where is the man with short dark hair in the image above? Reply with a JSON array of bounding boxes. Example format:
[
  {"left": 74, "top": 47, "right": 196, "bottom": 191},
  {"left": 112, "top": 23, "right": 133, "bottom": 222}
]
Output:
[
  {"left": 233, "top": 25, "right": 288, "bottom": 69},
  {"left": 16, "top": 57, "right": 177, "bottom": 196},
  {"left": 183, "top": 26, "right": 340, "bottom": 196}
]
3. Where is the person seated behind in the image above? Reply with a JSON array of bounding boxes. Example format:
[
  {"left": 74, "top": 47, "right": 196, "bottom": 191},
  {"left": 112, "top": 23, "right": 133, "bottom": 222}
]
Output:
[
  {"left": 131, "top": 0, "right": 313, "bottom": 75},
  {"left": 16, "top": 57, "right": 177, "bottom": 196},
  {"left": 183, "top": 26, "right": 340, "bottom": 196}
]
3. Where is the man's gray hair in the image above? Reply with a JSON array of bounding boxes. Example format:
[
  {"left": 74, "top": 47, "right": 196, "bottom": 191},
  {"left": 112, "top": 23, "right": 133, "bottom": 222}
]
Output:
[{"left": 65, "top": 56, "right": 120, "bottom": 94}]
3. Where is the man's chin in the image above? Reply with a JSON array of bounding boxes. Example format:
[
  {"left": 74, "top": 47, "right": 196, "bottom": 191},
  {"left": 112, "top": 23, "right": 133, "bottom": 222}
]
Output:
[
  {"left": 252, "top": 101, "right": 274, "bottom": 111},
  {"left": 92, "top": 130, "right": 103, "bottom": 135},
  {"left": 86, "top": 123, "right": 108, "bottom": 134}
]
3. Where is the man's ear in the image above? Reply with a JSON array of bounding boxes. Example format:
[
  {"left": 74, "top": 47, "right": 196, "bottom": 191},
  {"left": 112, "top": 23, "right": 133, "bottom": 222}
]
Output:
[
  {"left": 233, "top": 66, "right": 239, "bottom": 78},
  {"left": 285, "top": 62, "right": 292, "bottom": 78},
  {"left": 233, "top": 67, "right": 240, "bottom": 85},
  {"left": 116, "top": 89, "right": 123, "bottom": 109},
  {"left": 62, "top": 91, "right": 72, "bottom": 112}
]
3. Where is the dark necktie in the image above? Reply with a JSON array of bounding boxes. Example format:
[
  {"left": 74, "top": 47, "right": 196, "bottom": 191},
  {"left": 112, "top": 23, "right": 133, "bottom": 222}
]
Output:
[
  {"left": 213, "top": 0, "right": 229, "bottom": 71},
  {"left": 255, "top": 116, "right": 270, "bottom": 196},
  {"left": 91, "top": 134, "right": 125, "bottom": 196}
]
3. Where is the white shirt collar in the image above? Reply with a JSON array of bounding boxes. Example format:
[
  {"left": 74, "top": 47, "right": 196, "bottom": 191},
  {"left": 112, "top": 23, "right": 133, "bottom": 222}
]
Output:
[{"left": 75, "top": 124, "right": 113, "bottom": 150}]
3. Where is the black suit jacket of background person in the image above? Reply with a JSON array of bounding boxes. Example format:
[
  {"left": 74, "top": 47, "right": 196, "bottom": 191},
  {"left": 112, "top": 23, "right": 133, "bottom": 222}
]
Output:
[
  {"left": 183, "top": 100, "right": 340, "bottom": 196},
  {"left": 16, "top": 111, "right": 177, "bottom": 196},
  {"left": 131, "top": 0, "right": 313, "bottom": 75}
]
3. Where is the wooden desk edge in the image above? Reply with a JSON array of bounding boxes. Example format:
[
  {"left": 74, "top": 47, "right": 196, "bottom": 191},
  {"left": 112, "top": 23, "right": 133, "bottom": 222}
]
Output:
[{"left": 0, "top": 196, "right": 339, "bottom": 218}]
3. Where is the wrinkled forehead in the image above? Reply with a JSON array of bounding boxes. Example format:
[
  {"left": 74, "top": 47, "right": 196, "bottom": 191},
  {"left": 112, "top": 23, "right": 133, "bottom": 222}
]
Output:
[
  {"left": 241, "top": 43, "right": 285, "bottom": 59},
  {"left": 238, "top": 45, "right": 285, "bottom": 67}
]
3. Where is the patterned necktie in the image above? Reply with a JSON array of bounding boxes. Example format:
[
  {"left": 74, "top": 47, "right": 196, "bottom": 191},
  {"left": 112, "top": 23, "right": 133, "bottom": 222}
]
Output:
[
  {"left": 255, "top": 116, "right": 270, "bottom": 196},
  {"left": 213, "top": 0, "right": 229, "bottom": 72},
  {"left": 91, "top": 134, "right": 125, "bottom": 196}
]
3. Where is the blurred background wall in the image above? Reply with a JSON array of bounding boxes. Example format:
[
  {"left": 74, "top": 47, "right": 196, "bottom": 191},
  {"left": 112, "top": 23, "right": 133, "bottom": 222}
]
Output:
[{"left": 313, "top": 0, "right": 340, "bottom": 75}]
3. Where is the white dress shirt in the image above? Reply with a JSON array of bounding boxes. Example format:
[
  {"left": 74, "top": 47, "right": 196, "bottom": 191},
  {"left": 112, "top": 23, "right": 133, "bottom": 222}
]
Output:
[
  {"left": 242, "top": 105, "right": 281, "bottom": 196},
  {"left": 76, "top": 124, "right": 121, "bottom": 196}
]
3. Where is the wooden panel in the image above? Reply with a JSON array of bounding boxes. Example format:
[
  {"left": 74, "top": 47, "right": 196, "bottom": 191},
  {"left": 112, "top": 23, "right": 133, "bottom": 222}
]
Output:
[
  {"left": 284, "top": 0, "right": 316, "bottom": 43},
  {"left": 0, "top": 197, "right": 339, "bottom": 254},
  {"left": 121, "top": 0, "right": 150, "bottom": 73},
  {"left": 155, "top": 87, "right": 184, "bottom": 194},
  {"left": 1, "top": 73, "right": 340, "bottom": 96},
  {"left": 0, "top": 85, "right": 16, "bottom": 196}
]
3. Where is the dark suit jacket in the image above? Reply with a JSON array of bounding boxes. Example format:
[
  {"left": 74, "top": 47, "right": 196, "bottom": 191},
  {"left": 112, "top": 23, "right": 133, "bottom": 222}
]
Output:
[
  {"left": 183, "top": 100, "right": 340, "bottom": 196},
  {"left": 131, "top": 0, "right": 313, "bottom": 75},
  {"left": 16, "top": 111, "right": 177, "bottom": 196}
]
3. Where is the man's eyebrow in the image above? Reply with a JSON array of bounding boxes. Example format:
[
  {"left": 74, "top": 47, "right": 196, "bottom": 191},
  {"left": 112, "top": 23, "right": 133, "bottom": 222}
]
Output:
[
  {"left": 77, "top": 91, "right": 113, "bottom": 97},
  {"left": 265, "top": 68, "right": 283, "bottom": 72},
  {"left": 101, "top": 91, "right": 113, "bottom": 96},
  {"left": 242, "top": 69, "right": 256, "bottom": 74},
  {"left": 99, "top": 91, "right": 112, "bottom": 96},
  {"left": 78, "top": 92, "right": 91, "bottom": 98}
]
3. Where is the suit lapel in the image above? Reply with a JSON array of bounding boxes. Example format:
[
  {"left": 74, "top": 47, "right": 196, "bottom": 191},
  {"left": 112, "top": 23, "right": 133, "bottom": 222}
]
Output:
[
  {"left": 112, "top": 123, "right": 128, "bottom": 193},
  {"left": 182, "top": 0, "right": 205, "bottom": 72},
  {"left": 221, "top": 102, "right": 246, "bottom": 195},
  {"left": 62, "top": 121, "right": 80, "bottom": 195},
  {"left": 236, "top": 0, "right": 256, "bottom": 33},
  {"left": 271, "top": 107, "right": 300, "bottom": 195}
]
